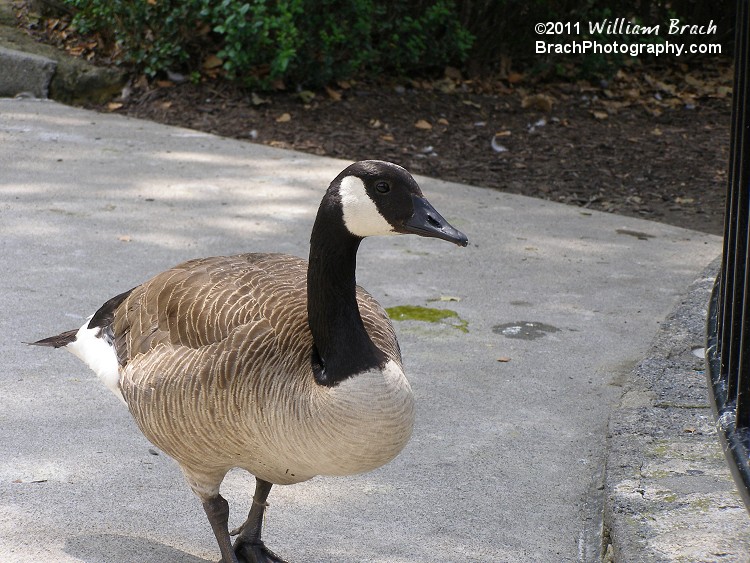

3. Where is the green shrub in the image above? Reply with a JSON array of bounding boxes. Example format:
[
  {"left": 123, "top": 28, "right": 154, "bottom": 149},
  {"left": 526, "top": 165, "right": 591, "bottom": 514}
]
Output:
[
  {"left": 201, "top": 0, "right": 303, "bottom": 84},
  {"left": 286, "top": 0, "right": 474, "bottom": 86},
  {"left": 59, "top": 0, "right": 732, "bottom": 86},
  {"left": 373, "top": 1, "right": 475, "bottom": 74},
  {"left": 62, "top": 0, "right": 474, "bottom": 88},
  {"left": 279, "top": 0, "right": 378, "bottom": 86},
  {"left": 65, "top": 0, "right": 206, "bottom": 77}
]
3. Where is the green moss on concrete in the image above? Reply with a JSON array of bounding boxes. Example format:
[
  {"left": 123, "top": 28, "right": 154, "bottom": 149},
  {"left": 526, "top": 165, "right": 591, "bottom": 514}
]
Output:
[{"left": 386, "top": 305, "right": 468, "bottom": 332}]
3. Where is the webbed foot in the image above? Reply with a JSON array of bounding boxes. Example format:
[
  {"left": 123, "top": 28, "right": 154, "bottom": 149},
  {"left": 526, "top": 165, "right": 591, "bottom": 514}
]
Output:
[
  {"left": 233, "top": 539, "right": 288, "bottom": 563},
  {"left": 226, "top": 478, "right": 287, "bottom": 563}
]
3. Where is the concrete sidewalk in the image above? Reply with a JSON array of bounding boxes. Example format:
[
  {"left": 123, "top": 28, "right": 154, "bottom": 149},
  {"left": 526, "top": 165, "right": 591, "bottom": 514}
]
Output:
[{"left": 0, "top": 98, "right": 731, "bottom": 561}]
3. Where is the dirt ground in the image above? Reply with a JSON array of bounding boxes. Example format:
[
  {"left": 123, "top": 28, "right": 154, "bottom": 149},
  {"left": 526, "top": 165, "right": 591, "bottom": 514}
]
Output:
[{"left": 110, "top": 63, "right": 732, "bottom": 236}]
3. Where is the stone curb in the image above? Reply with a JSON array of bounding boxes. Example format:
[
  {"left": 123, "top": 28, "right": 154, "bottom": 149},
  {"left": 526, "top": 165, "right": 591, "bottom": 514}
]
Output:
[
  {"left": 0, "top": 44, "right": 56, "bottom": 98},
  {"left": 605, "top": 259, "right": 750, "bottom": 561},
  {"left": 0, "top": 1, "right": 124, "bottom": 103}
]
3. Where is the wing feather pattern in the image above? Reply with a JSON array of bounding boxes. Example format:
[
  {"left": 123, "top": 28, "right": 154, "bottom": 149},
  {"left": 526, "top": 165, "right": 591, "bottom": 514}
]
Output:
[{"left": 110, "top": 253, "right": 403, "bottom": 487}]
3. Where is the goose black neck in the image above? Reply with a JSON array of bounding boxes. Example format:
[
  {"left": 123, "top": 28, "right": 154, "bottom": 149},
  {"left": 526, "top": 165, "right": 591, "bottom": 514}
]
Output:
[{"left": 307, "top": 197, "right": 385, "bottom": 386}]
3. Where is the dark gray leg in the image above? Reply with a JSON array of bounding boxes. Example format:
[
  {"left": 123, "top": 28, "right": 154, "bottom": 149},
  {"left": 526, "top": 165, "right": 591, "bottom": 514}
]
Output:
[
  {"left": 232, "top": 478, "right": 288, "bottom": 563},
  {"left": 202, "top": 494, "right": 239, "bottom": 563}
]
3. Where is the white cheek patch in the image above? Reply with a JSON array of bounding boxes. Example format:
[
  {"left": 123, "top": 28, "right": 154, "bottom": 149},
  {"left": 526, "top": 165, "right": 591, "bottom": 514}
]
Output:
[{"left": 339, "top": 175, "right": 395, "bottom": 237}]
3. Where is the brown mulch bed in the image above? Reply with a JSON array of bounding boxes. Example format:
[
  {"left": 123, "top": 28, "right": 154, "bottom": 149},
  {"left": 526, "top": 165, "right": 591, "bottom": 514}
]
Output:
[{"left": 108, "top": 64, "right": 732, "bottom": 236}]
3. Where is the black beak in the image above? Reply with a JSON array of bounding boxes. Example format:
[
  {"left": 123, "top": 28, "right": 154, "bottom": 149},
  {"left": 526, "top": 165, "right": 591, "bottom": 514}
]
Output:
[{"left": 402, "top": 195, "right": 468, "bottom": 247}]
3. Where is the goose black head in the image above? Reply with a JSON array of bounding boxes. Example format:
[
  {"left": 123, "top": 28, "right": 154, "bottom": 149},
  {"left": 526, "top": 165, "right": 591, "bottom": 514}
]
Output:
[{"left": 334, "top": 160, "right": 468, "bottom": 246}]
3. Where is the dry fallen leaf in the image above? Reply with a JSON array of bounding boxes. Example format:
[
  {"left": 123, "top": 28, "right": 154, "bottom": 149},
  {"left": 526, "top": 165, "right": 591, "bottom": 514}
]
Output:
[
  {"left": 521, "top": 93, "right": 554, "bottom": 113},
  {"left": 601, "top": 100, "right": 629, "bottom": 113},
  {"left": 434, "top": 78, "right": 456, "bottom": 94},
  {"left": 380, "top": 134, "right": 395, "bottom": 142},
  {"left": 276, "top": 113, "right": 292, "bottom": 123},
  {"left": 497, "top": 357, "right": 512, "bottom": 363},
  {"left": 591, "top": 110, "right": 609, "bottom": 120},
  {"left": 497, "top": 54, "right": 513, "bottom": 79},
  {"left": 298, "top": 90, "right": 315, "bottom": 104},
  {"left": 444, "top": 66, "right": 462, "bottom": 81},
  {"left": 106, "top": 102, "right": 123, "bottom": 111},
  {"left": 678, "top": 94, "right": 696, "bottom": 108},
  {"left": 684, "top": 75, "right": 705, "bottom": 90},
  {"left": 325, "top": 86, "right": 342, "bottom": 101},
  {"left": 714, "top": 86, "right": 732, "bottom": 98},
  {"left": 251, "top": 93, "right": 270, "bottom": 106},
  {"left": 414, "top": 119, "right": 432, "bottom": 130},
  {"left": 623, "top": 88, "right": 642, "bottom": 100},
  {"left": 118, "top": 235, "right": 132, "bottom": 242},
  {"left": 203, "top": 54, "right": 223, "bottom": 70},
  {"left": 644, "top": 74, "right": 677, "bottom": 95},
  {"left": 437, "top": 118, "right": 449, "bottom": 126}
]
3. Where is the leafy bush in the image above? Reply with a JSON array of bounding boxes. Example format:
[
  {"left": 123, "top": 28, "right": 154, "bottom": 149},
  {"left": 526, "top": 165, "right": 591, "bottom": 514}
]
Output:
[
  {"left": 62, "top": 0, "right": 474, "bottom": 88},
  {"left": 58, "top": 0, "right": 733, "bottom": 86},
  {"left": 201, "top": 0, "right": 303, "bottom": 84},
  {"left": 286, "top": 0, "right": 474, "bottom": 86},
  {"left": 373, "top": 1, "right": 475, "bottom": 74},
  {"left": 64, "top": 0, "right": 206, "bottom": 77}
]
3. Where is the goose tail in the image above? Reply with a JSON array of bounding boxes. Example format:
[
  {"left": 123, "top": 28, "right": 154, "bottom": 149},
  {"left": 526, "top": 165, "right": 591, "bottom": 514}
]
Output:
[
  {"left": 30, "top": 320, "right": 125, "bottom": 402},
  {"left": 28, "top": 287, "right": 135, "bottom": 403},
  {"left": 28, "top": 329, "right": 79, "bottom": 348}
]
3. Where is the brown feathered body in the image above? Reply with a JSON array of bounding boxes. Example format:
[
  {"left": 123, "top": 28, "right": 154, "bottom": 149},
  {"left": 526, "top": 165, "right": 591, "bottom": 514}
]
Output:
[{"left": 111, "top": 253, "right": 414, "bottom": 499}]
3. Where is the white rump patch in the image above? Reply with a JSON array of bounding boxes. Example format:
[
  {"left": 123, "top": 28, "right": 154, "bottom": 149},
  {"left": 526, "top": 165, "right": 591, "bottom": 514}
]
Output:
[
  {"left": 339, "top": 175, "right": 395, "bottom": 237},
  {"left": 66, "top": 316, "right": 125, "bottom": 404}
]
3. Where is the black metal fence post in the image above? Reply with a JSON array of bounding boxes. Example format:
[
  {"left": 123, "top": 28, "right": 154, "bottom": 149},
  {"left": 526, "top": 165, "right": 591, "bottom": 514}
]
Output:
[{"left": 707, "top": 0, "right": 750, "bottom": 511}]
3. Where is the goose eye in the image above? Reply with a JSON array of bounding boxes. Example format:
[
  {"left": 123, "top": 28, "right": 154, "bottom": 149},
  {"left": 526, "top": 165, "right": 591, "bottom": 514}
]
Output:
[{"left": 375, "top": 181, "right": 390, "bottom": 194}]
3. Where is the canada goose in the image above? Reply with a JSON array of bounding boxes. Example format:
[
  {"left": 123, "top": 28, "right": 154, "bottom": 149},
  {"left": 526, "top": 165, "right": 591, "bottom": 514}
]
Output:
[{"left": 32, "top": 160, "right": 468, "bottom": 563}]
